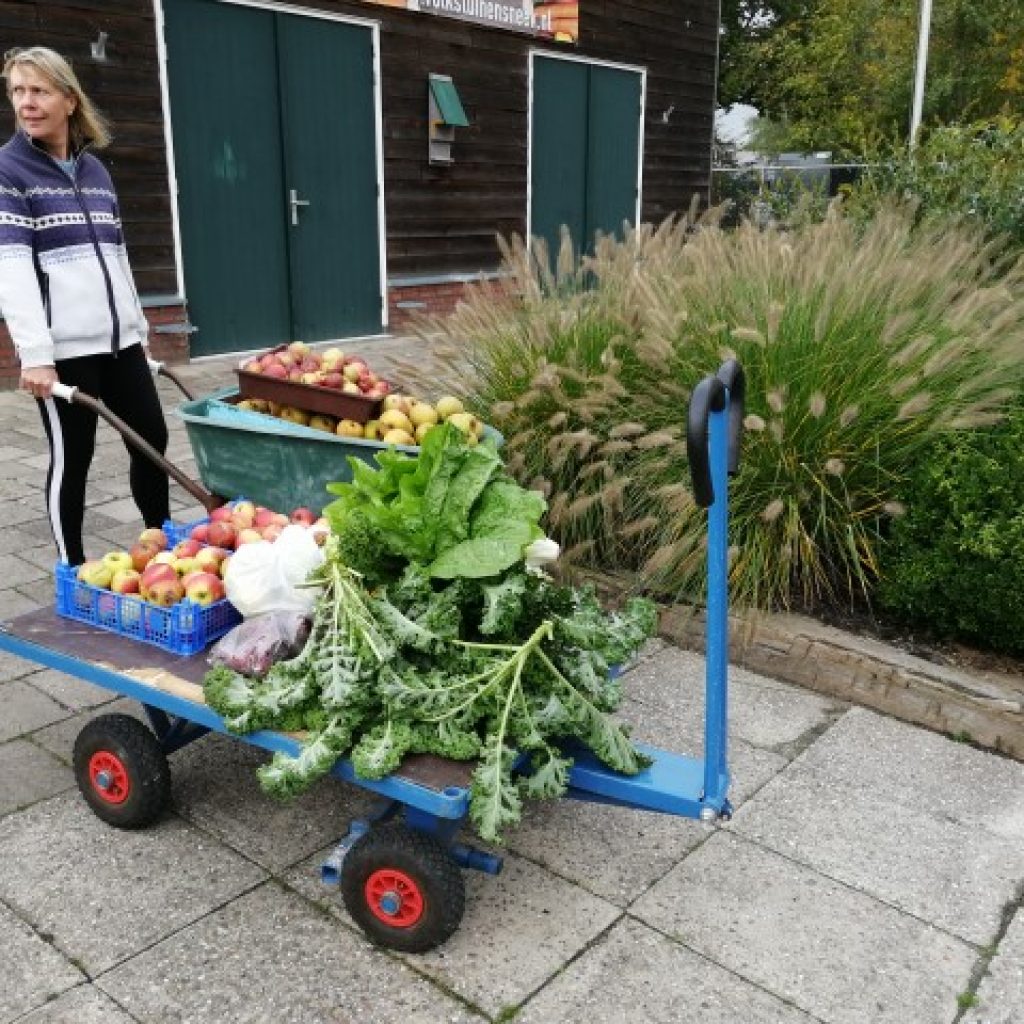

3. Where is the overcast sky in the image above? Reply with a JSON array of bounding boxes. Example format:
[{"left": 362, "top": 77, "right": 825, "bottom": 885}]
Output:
[{"left": 716, "top": 103, "right": 758, "bottom": 145}]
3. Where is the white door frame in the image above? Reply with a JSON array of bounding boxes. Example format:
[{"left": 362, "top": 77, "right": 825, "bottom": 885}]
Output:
[
  {"left": 526, "top": 49, "right": 647, "bottom": 247},
  {"left": 152, "top": 0, "right": 389, "bottom": 330}
]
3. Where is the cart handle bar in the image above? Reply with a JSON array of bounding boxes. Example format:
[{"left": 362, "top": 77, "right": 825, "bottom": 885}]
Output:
[
  {"left": 49, "top": 382, "right": 223, "bottom": 513},
  {"left": 146, "top": 358, "right": 195, "bottom": 402},
  {"left": 716, "top": 359, "right": 745, "bottom": 476},
  {"left": 686, "top": 375, "right": 726, "bottom": 508}
]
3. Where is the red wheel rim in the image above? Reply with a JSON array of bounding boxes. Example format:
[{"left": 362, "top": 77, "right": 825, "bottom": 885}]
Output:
[
  {"left": 365, "top": 868, "right": 425, "bottom": 928},
  {"left": 88, "top": 751, "right": 130, "bottom": 805}
]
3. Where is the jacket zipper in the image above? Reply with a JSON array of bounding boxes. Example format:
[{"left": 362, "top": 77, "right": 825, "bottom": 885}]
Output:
[
  {"left": 71, "top": 179, "right": 121, "bottom": 356},
  {"left": 40, "top": 271, "right": 51, "bottom": 326}
]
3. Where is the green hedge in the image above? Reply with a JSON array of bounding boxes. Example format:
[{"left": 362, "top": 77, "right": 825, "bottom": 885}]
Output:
[{"left": 878, "top": 402, "right": 1024, "bottom": 654}]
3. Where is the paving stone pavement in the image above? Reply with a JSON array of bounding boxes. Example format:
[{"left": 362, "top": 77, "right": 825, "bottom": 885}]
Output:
[{"left": 0, "top": 340, "right": 1021, "bottom": 1023}]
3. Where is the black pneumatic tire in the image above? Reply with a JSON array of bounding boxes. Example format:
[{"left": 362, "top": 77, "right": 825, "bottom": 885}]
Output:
[
  {"left": 341, "top": 823, "right": 466, "bottom": 953},
  {"left": 72, "top": 713, "right": 171, "bottom": 828}
]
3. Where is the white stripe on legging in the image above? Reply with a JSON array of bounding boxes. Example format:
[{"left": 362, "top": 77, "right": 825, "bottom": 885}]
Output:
[{"left": 41, "top": 396, "right": 68, "bottom": 564}]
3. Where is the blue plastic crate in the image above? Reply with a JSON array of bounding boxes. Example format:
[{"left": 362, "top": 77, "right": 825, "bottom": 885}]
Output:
[{"left": 54, "top": 562, "right": 241, "bottom": 656}]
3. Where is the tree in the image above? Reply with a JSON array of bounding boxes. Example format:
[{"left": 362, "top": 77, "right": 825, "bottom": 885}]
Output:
[{"left": 719, "top": 0, "right": 1024, "bottom": 155}]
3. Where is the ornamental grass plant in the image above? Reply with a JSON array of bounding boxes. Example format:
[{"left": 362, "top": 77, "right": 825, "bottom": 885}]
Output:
[{"left": 400, "top": 207, "right": 1024, "bottom": 613}]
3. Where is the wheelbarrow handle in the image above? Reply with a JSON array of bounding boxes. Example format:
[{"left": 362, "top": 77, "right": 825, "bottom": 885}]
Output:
[
  {"left": 49, "top": 383, "right": 223, "bottom": 514},
  {"left": 147, "top": 358, "right": 195, "bottom": 401}
]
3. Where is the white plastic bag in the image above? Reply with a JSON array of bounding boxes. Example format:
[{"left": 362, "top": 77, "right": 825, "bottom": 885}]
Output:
[{"left": 224, "top": 525, "right": 325, "bottom": 617}]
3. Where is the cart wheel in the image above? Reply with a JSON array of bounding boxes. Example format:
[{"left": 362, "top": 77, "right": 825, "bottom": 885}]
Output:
[
  {"left": 72, "top": 714, "right": 171, "bottom": 829},
  {"left": 341, "top": 824, "right": 465, "bottom": 953}
]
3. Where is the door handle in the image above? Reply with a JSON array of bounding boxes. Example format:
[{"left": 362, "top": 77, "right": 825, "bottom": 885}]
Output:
[{"left": 289, "top": 188, "right": 310, "bottom": 226}]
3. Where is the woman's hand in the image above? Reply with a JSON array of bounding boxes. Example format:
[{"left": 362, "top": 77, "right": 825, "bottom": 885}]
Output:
[{"left": 20, "top": 365, "right": 58, "bottom": 398}]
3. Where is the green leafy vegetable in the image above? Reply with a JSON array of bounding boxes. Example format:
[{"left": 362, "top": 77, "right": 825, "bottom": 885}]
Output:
[{"left": 203, "top": 430, "right": 658, "bottom": 842}]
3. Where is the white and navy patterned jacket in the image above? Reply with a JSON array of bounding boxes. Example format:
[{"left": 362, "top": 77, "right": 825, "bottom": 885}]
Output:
[{"left": 0, "top": 129, "right": 147, "bottom": 369}]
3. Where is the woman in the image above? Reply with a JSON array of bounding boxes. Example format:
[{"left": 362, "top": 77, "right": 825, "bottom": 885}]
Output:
[{"left": 0, "top": 47, "right": 169, "bottom": 566}]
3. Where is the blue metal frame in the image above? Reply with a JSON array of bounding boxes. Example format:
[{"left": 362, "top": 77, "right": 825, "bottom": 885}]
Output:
[
  {"left": 0, "top": 628, "right": 469, "bottom": 822},
  {"left": 563, "top": 361, "right": 740, "bottom": 821}
]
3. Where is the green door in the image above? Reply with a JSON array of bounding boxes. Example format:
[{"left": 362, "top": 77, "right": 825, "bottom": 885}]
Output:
[
  {"left": 530, "top": 57, "right": 643, "bottom": 259},
  {"left": 278, "top": 16, "right": 382, "bottom": 339},
  {"left": 164, "top": 0, "right": 382, "bottom": 356},
  {"left": 164, "top": 0, "right": 291, "bottom": 354}
]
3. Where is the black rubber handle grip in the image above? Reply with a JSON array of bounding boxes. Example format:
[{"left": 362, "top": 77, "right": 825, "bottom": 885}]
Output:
[
  {"left": 716, "top": 359, "right": 745, "bottom": 475},
  {"left": 687, "top": 375, "right": 727, "bottom": 508}
]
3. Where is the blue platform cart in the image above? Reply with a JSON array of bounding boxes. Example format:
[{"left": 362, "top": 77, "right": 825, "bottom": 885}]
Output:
[{"left": 0, "top": 360, "right": 743, "bottom": 953}]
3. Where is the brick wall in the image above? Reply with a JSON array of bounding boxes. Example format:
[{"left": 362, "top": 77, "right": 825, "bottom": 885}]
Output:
[
  {"left": 388, "top": 280, "right": 473, "bottom": 330},
  {"left": 0, "top": 302, "right": 190, "bottom": 388}
]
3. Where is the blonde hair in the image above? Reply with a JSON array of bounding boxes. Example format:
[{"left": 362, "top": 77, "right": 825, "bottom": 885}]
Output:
[{"left": 2, "top": 46, "right": 111, "bottom": 150}]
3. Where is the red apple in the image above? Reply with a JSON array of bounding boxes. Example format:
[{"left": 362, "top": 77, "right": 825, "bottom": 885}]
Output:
[
  {"left": 110, "top": 568, "right": 142, "bottom": 595},
  {"left": 209, "top": 506, "right": 233, "bottom": 523},
  {"left": 263, "top": 362, "right": 288, "bottom": 379},
  {"left": 271, "top": 512, "right": 290, "bottom": 528},
  {"left": 147, "top": 576, "right": 185, "bottom": 607},
  {"left": 130, "top": 541, "right": 158, "bottom": 573},
  {"left": 320, "top": 371, "right": 343, "bottom": 389},
  {"left": 194, "top": 547, "right": 227, "bottom": 573},
  {"left": 150, "top": 551, "right": 177, "bottom": 567},
  {"left": 185, "top": 572, "right": 226, "bottom": 606},
  {"left": 261, "top": 524, "right": 283, "bottom": 542},
  {"left": 141, "top": 561, "right": 177, "bottom": 599},
  {"left": 190, "top": 523, "right": 210, "bottom": 544},
  {"left": 254, "top": 507, "right": 276, "bottom": 529},
  {"left": 180, "top": 570, "right": 206, "bottom": 590},
  {"left": 173, "top": 538, "right": 202, "bottom": 559},
  {"left": 207, "top": 521, "right": 237, "bottom": 550},
  {"left": 290, "top": 507, "right": 316, "bottom": 527},
  {"left": 138, "top": 527, "right": 168, "bottom": 551}
]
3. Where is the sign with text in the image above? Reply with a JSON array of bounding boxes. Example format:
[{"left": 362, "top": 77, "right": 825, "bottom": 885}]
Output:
[{"left": 365, "top": 0, "right": 579, "bottom": 43}]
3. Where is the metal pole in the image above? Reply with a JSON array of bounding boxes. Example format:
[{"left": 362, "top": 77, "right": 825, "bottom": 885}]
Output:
[{"left": 909, "top": 0, "right": 933, "bottom": 148}]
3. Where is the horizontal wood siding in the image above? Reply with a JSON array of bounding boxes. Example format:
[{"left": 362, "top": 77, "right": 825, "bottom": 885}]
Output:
[
  {"left": 0, "top": 0, "right": 176, "bottom": 296},
  {"left": 0, "top": 0, "right": 717, "bottom": 288}
]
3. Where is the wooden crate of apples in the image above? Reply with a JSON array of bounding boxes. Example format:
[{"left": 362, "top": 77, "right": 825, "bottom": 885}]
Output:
[{"left": 75, "top": 500, "right": 329, "bottom": 609}]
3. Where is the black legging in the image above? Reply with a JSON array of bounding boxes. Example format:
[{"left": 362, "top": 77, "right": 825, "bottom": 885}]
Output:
[{"left": 36, "top": 344, "right": 170, "bottom": 566}]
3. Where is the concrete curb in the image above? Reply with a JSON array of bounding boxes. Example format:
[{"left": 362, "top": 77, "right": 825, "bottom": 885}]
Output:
[{"left": 660, "top": 605, "right": 1024, "bottom": 761}]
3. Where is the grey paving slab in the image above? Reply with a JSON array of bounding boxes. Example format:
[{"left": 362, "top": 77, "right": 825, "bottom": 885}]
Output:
[
  {"left": 29, "top": 698, "right": 146, "bottom": 764},
  {"left": 632, "top": 830, "right": 976, "bottom": 1024},
  {"left": 0, "top": 680, "right": 72, "bottom": 741},
  {"left": 0, "top": 552, "right": 49, "bottom": 588},
  {"left": 0, "top": 793, "right": 268, "bottom": 975},
  {"left": 963, "top": 911, "right": 1024, "bottom": 1024},
  {"left": 731, "top": 757, "right": 1024, "bottom": 945},
  {"left": 0, "top": 524, "right": 48, "bottom": 556},
  {"left": 17, "top": 984, "right": 138, "bottom": 1024},
  {"left": 87, "top": 496, "right": 146, "bottom": 525},
  {"left": 15, "top": 577, "right": 58, "bottom": 608},
  {"left": 0, "top": 584, "right": 45, "bottom": 618},
  {"left": 0, "top": 498, "right": 47, "bottom": 527},
  {"left": 623, "top": 647, "right": 843, "bottom": 751},
  {"left": 790, "top": 706, "right": 1024, "bottom": 842},
  {"left": 517, "top": 915, "right": 818, "bottom": 1024},
  {"left": 18, "top": 545, "right": 63, "bottom": 574},
  {"left": 622, "top": 694, "right": 791, "bottom": 806},
  {"left": 0, "top": 739, "right": 73, "bottom": 816},
  {"left": 504, "top": 722, "right": 784, "bottom": 906},
  {"left": 0, "top": 901, "right": 85, "bottom": 1022},
  {"left": 0, "top": 443, "right": 40, "bottom": 461},
  {"left": 170, "top": 731, "right": 376, "bottom": 872},
  {"left": 23, "top": 667, "right": 115, "bottom": 712},
  {"left": 0, "top": 475, "right": 43, "bottom": 500},
  {"left": 285, "top": 848, "right": 621, "bottom": 1016},
  {"left": 0, "top": 648, "right": 37, "bottom": 681},
  {"left": 97, "top": 882, "right": 487, "bottom": 1023}
]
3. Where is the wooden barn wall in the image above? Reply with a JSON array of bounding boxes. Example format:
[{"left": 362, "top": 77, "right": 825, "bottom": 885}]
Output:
[
  {"left": 0, "top": 0, "right": 718, "bottom": 289},
  {"left": 0, "top": 0, "right": 175, "bottom": 296}
]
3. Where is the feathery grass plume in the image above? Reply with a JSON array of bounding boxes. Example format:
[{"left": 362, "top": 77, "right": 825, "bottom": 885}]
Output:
[{"left": 413, "top": 204, "right": 1024, "bottom": 611}]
